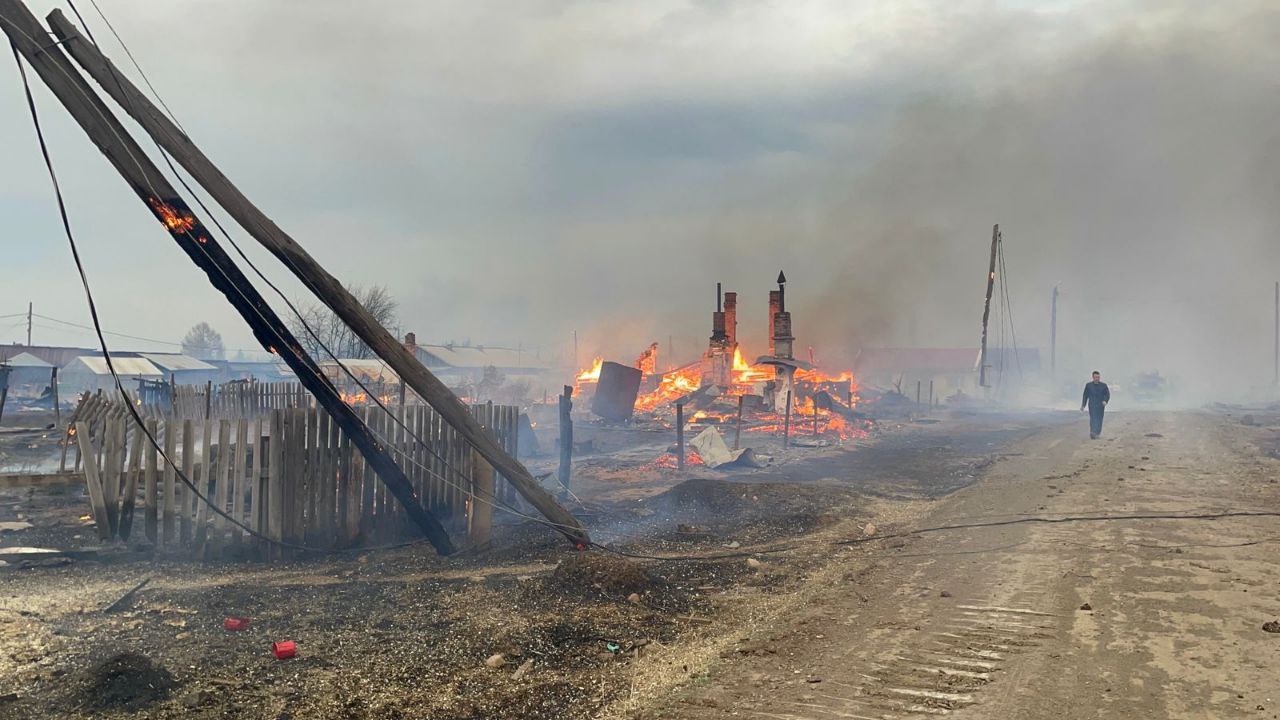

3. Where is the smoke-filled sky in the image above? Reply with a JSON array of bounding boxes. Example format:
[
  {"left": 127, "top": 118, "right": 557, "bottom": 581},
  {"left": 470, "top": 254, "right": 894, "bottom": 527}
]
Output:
[{"left": 1, "top": 1, "right": 1277, "bottom": 397}]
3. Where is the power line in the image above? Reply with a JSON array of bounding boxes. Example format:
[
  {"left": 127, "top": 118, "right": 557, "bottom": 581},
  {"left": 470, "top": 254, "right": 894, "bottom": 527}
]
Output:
[
  {"left": 57, "top": 2, "right": 589, "bottom": 539},
  {"left": 11, "top": 8, "right": 580, "bottom": 547}
]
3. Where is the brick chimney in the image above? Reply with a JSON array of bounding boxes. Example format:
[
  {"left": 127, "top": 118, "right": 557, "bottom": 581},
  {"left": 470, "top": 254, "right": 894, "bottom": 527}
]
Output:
[
  {"left": 767, "top": 290, "right": 781, "bottom": 355},
  {"left": 723, "top": 291, "right": 737, "bottom": 349},
  {"left": 404, "top": 332, "right": 417, "bottom": 356}
]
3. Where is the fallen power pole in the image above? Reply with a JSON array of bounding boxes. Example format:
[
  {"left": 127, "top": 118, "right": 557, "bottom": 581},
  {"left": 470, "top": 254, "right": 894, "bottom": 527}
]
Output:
[
  {"left": 2, "top": 0, "right": 454, "bottom": 554},
  {"left": 47, "top": 10, "right": 588, "bottom": 548}
]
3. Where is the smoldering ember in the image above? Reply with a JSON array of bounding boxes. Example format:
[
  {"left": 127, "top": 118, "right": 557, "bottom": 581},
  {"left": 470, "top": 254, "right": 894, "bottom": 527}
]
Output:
[{"left": 1, "top": 3, "right": 1278, "bottom": 720}]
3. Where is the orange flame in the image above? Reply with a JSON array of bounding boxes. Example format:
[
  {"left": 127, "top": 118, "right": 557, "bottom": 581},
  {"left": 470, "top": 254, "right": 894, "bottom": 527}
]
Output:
[
  {"left": 148, "top": 198, "right": 196, "bottom": 233},
  {"left": 576, "top": 357, "right": 603, "bottom": 382}
]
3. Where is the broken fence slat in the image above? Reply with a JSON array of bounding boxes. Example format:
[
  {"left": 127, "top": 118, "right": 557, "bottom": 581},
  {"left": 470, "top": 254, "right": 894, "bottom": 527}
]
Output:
[{"left": 74, "top": 421, "right": 111, "bottom": 541}]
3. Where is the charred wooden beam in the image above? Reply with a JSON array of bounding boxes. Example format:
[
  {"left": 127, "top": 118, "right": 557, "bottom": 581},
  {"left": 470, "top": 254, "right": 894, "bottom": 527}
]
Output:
[
  {"left": 1, "top": 0, "right": 454, "bottom": 554},
  {"left": 46, "top": 9, "right": 588, "bottom": 548}
]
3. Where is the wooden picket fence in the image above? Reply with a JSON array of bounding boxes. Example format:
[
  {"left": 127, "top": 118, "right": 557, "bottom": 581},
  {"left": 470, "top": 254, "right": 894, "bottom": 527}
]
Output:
[
  {"left": 160, "top": 381, "right": 311, "bottom": 419},
  {"left": 73, "top": 400, "right": 520, "bottom": 559}
]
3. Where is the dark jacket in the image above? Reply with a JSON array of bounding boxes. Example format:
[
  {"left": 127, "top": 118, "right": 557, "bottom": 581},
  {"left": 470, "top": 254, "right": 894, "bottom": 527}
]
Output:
[{"left": 1082, "top": 381, "right": 1110, "bottom": 410}]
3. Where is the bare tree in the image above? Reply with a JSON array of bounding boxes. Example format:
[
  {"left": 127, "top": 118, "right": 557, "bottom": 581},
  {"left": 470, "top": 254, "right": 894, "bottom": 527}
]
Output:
[
  {"left": 289, "top": 284, "right": 399, "bottom": 360},
  {"left": 181, "top": 322, "right": 225, "bottom": 360}
]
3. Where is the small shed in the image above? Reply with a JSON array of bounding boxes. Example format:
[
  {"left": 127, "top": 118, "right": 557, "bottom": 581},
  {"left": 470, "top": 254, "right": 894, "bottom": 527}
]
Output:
[
  {"left": 0, "top": 352, "right": 55, "bottom": 396},
  {"left": 60, "top": 355, "right": 163, "bottom": 394},
  {"left": 139, "top": 353, "right": 220, "bottom": 385}
]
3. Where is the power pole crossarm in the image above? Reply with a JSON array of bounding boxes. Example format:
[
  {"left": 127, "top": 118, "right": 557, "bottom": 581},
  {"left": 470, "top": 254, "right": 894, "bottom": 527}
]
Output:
[{"left": 46, "top": 9, "right": 587, "bottom": 547}]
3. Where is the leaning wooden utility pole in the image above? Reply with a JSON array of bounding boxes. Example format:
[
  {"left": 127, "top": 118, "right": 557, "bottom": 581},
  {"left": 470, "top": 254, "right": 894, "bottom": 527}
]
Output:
[
  {"left": 47, "top": 9, "right": 588, "bottom": 548},
  {"left": 977, "top": 224, "right": 1000, "bottom": 389},
  {"left": 2, "top": 0, "right": 454, "bottom": 554}
]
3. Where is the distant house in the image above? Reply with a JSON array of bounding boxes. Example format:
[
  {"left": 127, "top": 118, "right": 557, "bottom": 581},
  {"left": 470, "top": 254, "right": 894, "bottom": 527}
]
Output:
[
  {"left": 0, "top": 352, "right": 55, "bottom": 397},
  {"left": 209, "top": 359, "right": 296, "bottom": 383},
  {"left": 59, "top": 356, "right": 163, "bottom": 394},
  {"left": 318, "top": 358, "right": 398, "bottom": 384},
  {"left": 0, "top": 343, "right": 97, "bottom": 368},
  {"left": 403, "top": 333, "right": 555, "bottom": 400},
  {"left": 137, "top": 353, "right": 220, "bottom": 385}
]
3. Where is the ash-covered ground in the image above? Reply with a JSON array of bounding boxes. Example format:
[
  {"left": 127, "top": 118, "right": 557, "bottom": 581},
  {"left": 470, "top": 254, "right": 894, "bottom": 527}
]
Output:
[{"left": 0, "top": 409, "right": 1054, "bottom": 719}]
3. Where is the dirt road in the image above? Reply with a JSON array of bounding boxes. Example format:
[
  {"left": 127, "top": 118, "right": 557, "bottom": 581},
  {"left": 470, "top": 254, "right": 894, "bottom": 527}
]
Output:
[{"left": 643, "top": 409, "right": 1280, "bottom": 719}]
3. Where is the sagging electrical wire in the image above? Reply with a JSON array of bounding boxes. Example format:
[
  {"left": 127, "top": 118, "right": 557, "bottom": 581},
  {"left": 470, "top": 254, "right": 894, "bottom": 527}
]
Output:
[
  {"left": 57, "top": 2, "right": 598, "bottom": 542},
  {"left": 13, "top": 6, "right": 589, "bottom": 551}
]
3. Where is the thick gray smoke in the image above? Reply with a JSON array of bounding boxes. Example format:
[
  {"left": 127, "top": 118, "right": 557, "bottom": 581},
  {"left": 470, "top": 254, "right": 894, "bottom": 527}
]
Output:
[{"left": 2, "top": 1, "right": 1275, "bottom": 402}]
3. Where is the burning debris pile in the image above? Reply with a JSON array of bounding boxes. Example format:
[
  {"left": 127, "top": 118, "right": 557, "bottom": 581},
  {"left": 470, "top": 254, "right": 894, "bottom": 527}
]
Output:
[{"left": 573, "top": 272, "right": 872, "bottom": 450}]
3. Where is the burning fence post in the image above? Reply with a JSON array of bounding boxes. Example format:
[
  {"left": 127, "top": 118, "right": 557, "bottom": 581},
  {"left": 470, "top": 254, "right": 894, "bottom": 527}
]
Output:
[
  {"left": 558, "top": 386, "right": 573, "bottom": 491},
  {"left": 812, "top": 400, "right": 818, "bottom": 436},
  {"left": 676, "top": 401, "right": 686, "bottom": 470}
]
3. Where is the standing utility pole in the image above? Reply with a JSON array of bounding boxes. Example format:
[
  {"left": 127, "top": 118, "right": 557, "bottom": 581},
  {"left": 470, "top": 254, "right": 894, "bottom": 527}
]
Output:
[
  {"left": 977, "top": 224, "right": 1000, "bottom": 388},
  {"left": 26, "top": 302, "right": 32, "bottom": 346},
  {"left": 1050, "top": 285, "right": 1059, "bottom": 380},
  {"left": 1274, "top": 281, "right": 1278, "bottom": 386},
  {"left": 43, "top": 7, "right": 586, "bottom": 547}
]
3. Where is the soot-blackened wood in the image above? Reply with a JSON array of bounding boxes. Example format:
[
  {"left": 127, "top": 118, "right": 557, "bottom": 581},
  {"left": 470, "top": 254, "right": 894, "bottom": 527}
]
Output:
[
  {"left": 46, "top": 9, "right": 588, "bottom": 549},
  {"left": 1, "top": 0, "right": 454, "bottom": 555}
]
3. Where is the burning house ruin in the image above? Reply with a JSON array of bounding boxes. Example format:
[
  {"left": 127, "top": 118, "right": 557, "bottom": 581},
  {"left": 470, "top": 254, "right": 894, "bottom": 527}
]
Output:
[{"left": 573, "top": 271, "right": 865, "bottom": 446}]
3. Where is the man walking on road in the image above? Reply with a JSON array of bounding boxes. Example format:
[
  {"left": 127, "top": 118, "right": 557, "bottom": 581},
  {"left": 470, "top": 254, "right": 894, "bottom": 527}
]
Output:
[{"left": 1081, "top": 371, "right": 1110, "bottom": 439}]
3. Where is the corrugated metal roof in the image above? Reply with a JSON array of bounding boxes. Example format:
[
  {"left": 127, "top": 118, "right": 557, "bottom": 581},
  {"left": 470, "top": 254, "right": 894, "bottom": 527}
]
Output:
[
  {"left": 319, "top": 359, "right": 399, "bottom": 382},
  {"left": 415, "top": 344, "right": 550, "bottom": 370},
  {"left": 0, "top": 352, "right": 52, "bottom": 368},
  {"left": 65, "top": 356, "right": 163, "bottom": 376},
  {"left": 138, "top": 353, "right": 217, "bottom": 372}
]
